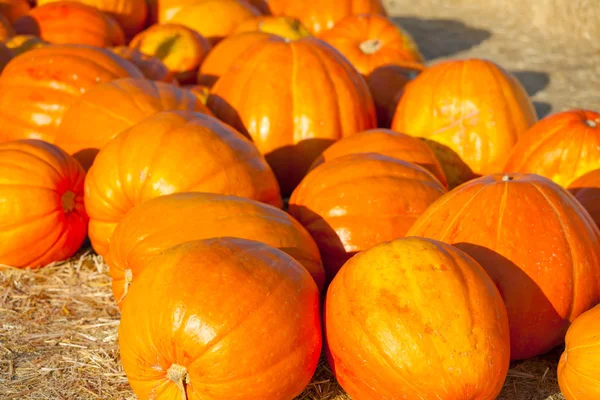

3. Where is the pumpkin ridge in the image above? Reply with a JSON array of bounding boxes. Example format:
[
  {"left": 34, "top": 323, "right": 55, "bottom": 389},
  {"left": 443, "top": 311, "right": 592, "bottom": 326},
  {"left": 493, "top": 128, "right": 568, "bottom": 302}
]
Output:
[
  {"left": 495, "top": 179, "right": 510, "bottom": 246},
  {"left": 0, "top": 205, "right": 60, "bottom": 231},
  {"left": 87, "top": 168, "right": 132, "bottom": 221},
  {"left": 437, "top": 184, "right": 489, "bottom": 242},
  {"left": 7, "top": 147, "right": 65, "bottom": 181},
  {"left": 166, "top": 363, "right": 189, "bottom": 400}
]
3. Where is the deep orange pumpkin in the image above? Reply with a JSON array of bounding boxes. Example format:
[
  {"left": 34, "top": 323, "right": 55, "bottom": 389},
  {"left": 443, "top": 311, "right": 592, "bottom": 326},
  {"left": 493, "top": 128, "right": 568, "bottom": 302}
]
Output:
[
  {"left": 289, "top": 153, "right": 446, "bottom": 281},
  {"left": 568, "top": 169, "right": 600, "bottom": 229},
  {"left": 55, "top": 78, "right": 211, "bottom": 170},
  {"left": 208, "top": 36, "right": 377, "bottom": 194},
  {"left": 84, "top": 110, "right": 282, "bottom": 256},
  {"left": 0, "top": 139, "right": 88, "bottom": 268},
  {"left": 504, "top": 109, "right": 600, "bottom": 187},
  {"left": 0, "top": 0, "right": 30, "bottom": 24},
  {"left": 231, "top": 15, "right": 311, "bottom": 39},
  {"left": 0, "top": 44, "right": 143, "bottom": 144},
  {"left": 558, "top": 304, "right": 600, "bottom": 400},
  {"left": 326, "top": 237, "right": 510, "bottom": 399},
  {"left": 119, "top": 238, "right": 321, "bottom": 400},
  {"left": 392, "top": 58, "right": 537, "bottom": 184},
  {"left": 110, "top": 46, "right": 173, "bottom": 83},
  {"left": 407, "top": 173, "right": 600, "bottom": 360},
  {"left": 107, "top": 192, "right": 325, "bottom": 304}
]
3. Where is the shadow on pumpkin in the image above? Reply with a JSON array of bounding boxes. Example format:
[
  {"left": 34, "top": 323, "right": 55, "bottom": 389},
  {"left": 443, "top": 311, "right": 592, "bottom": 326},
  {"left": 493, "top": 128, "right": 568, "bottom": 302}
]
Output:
[
  {"left": 419, "top": 139, "right": 480, "bottom": 189},
  {"left": 568, "top": 186, "right": 600, "bottom": 229},
  {"left": 13, "top": 16, "right": 40, "bottom": 37},
  {"left": 73, "top": 148, "right": 100, "bottom": 171}
]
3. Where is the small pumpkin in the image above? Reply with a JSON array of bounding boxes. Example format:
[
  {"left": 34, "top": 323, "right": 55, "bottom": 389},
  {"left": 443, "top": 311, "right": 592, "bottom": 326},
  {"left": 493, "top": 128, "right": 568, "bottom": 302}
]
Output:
[
  {"left": 84, "top": 110, "right": 282, "bottom": 256},
  {"left": 326, "top": 237, "right": 510, "bottom": 399},
  {"left": 0, "top": 44, "right": 143, "bottom": 144},
  {"left": 0, "top": 0, "right": 30, "bottom": 24},
  {"left": 129, "top": 23, "right": 211, "bottom": 84},
  {"left": 504, "top": 109, "right": 600, "bottom": 187},
  {"left": 289, "top": 153, "right": 447, "bottom": 281},
  {"left": 110, "top": 46, "right": 173, "bottom": 83},
  {"left": 208, "top": 36, "right": 377, "bottom": 194},
  {"left": 4, "top": 34, "right": 47, "bottom": 55},
  {"left": 119, "top": 237, "right": 321, "bottom": 400},
  {"left": 0, "top": 139, "right": 88, "bottom": 268},
  {"left": 558, "top": 304, "right": 600, "bottom": 400},
  {"left": 568, "top": 169, "right": 600, "bottom": 229},
  {"left": 232, "top": 15, "right": 311, "bottom": 40},
  {"left": 0, "top": 13, "right": 14, "bottom": 40},
  {"left": 14, "top": 1, "right": 125, "bottom": 47},
  {"left": 407, "top": 173, "right": 600, "bottom": 360}
]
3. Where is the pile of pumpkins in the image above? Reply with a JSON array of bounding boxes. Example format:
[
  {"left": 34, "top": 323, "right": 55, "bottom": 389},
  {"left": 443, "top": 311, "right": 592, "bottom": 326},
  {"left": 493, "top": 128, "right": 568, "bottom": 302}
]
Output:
[{"left": 0, "top": 0, "right": 599, "bottom": 398}]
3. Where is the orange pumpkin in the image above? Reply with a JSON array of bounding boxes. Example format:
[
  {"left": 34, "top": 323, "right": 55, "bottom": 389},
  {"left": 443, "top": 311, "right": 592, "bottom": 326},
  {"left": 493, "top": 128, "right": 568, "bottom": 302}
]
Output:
[
  {"left": 311, "top": 128, "right": 447, "bottom": 187},
  {"left": 568, "top": 169, "right": 600, "bottom": 229},
  {"left": 504, "top": 109, "right": 600, "bottom": 187},
  {"left": 166, "top": 0, "right": 261, "bottom": 44},
  {"left": 0, "top": 0, "right": 30, "bottom": 24},
  {"left": 84, "top": 110, "right": 282, "bottom": 256},
  {"left": 119, "top": 238, "right": 321, "bottom": 400},
  {"left": 232, "top": 15, "right": 311, "bottom": 40},
  {"left": 0, "top": 13, "right": 14, "bottom": 40},
  {"left": 4, "top": 34, "right": 48, "bottom": 55},
  {"left": 110, "top": 46, "right": 173, "bottom": 83},
  {"left": 0, "top": 44, "right": 143, "bottom": 144},
  {"left": 268, "top": 0, "right": 387, "bottom": 35},
  {"left": 130, "top": 23, "right": 211, "bottom": 83},
  {"left": 14, "top": 1, "right": 125, "bottom": 47},
  {"left": 392, "top": 58, "right": 537, "bottom": 182},
  {"left": 55, "top": 78, "right": 211, "bottom": 170},
  {"left": 208, "top": 36, "right": 377, "bottom": 194},
  {"left": 326, "top": 237, "right": 510, "bottom": 399},
  {"left": 107, "top": 192, "right": 325, "bottom": 304},
  {"left": 289, "top": 153, "right": 446, "bottom": 281},
  {"left": 558, "top": 304, "right": 600, "bottom": 400},
  {"left": 407, "top": 173, "right": 600, "bottom": 360},
  {"left": 0, "top": 139, "right": 88, "bottom": 268},
  {"left": 37, "top": 0, "right": 148, "bottom": 38}
]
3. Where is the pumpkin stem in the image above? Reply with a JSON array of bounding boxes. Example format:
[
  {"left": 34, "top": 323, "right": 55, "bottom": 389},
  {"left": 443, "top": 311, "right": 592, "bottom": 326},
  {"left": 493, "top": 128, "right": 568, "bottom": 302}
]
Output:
[
  {"left": 61, "top": 191, "right": 76, "bottom": 212},
  {"left": 167, "top": 364, "right": 189, "bottom": 400},
  {"left": 502, "top": 174, "right": 513, "bottom": 182},
  {"left": 117, "top": 269, "right": 133, "bottom": 304},
  {"left": 585, "top": 119, "right": 597, "bottom": 128},
  {"left": 359, "top": 39, "right": 383, "bottom": 54}
]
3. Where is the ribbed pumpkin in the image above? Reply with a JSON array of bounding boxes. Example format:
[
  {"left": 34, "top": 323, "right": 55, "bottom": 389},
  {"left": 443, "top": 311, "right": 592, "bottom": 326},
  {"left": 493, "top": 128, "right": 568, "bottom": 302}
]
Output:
[
  {"left": 231, "top": 15, "right": 311, "bottom": 40},
  {"left": 392, "top": 59, "right": 537, "bottom": 184},
  {"left": 0, "top": 139, "right": 88, "bottom": 268},
  {"left": 107, "top": 192, "right": 325, "bottom": 304},
  {"left": 85, "top": 110, "right": 282, "bottom": 256},
  {"left": 504, "top": 109, "right": 600, "bottom": 187},
  {"left": 130, "top": 23, "right": 211, "bottom": 83},
  {"left": 166, "top": 0, "right": 261, "bottom": 44},
  {"left": 4, "top": 34, "right": 47, "bottom": 56},
  {"left": 55, "top": 78, "right": 211, "bottom": 170},
  {"left": 14, "top": 1, "right": 125, "bottom": 47},
  {"left": 119, "top": 238, "right": 321, "bottom": 400},
  {"left": 209, "top": 36, "right": 377, "bottom": 194},
  {"left": 289, "top": 153, "right": 446, "bottom": 281},
  {"left": 0, "top": 13, "right": 14, "bottom": 40},
  {"left": 110, "top": 46, "right": 172, "bottom": 82},
  {"left": 0, "top": 44, "right": 143, "bottom": 144},
  {"left": 407, "top": 173, "right": 600, "bottom": 360},
  {"left": 326, "top": 237, "right": 510, "bottom": 399},
  {"left": 0, "top": 0, "right": 30, "bottom": 24},
  {"left": 568, "top": 169, "right": 600, "bottom": 229},
  {"left": 558, "top": 304, "right": 600, "bottom": 400},
  {"left": 311, "top": 128, "right": 447, "bottom": 187}
]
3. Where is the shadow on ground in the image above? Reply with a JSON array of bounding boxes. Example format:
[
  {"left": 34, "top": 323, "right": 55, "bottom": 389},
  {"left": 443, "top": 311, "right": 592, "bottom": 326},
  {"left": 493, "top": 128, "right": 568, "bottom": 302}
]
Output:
[{"left": 511, "top": 70, "right": 552, "bottom": 118}]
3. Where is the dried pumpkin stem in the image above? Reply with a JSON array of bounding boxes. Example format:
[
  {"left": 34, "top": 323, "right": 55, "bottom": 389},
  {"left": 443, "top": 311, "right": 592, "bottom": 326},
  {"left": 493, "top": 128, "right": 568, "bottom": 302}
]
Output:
[
  {"left": 585, "top": 119, "right": 597, "bottom": 128},
  {"left": 167, "top": 364, "right": 189, "bottom": 400},
  {"left": 359, "top": 38, "right": 383, "bottom": 54},
  {"left": 502, "top": 174, "right": 513, "bottom": 182},
  {"left": 61, "top": 191, "right": 76, "bottom": 212},
  {"left": 117, "top": 269, "right": 133, "bottom": 304}
]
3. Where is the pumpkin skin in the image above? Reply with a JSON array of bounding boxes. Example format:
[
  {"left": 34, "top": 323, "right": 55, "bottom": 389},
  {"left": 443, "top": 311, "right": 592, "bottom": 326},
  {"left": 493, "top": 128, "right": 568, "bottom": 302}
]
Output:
[
  {"left": 107, "top": 192, "right": 325, "bottom": 305},
  {"left": 129, "top": 23, "right": 211, "bottom": 84},
  {"left": 568, "top": 169, "right": 600, "bottom": 229},
  {"left": 504, "top": 109, "right": 600, "bottom": 187},
  {"left": 0, "top": 0, "right": 30, "bottom": 24},
  {"left": 14, "top": 1, "right": 125, "bottom": 47},
  {"left": 232, "top": 15, "right": 311, "bottom": 40},
  {"left": 208, "top": 36, "right": 377, "bottom": 195},
  {"left": 0, "top": 44, "right": 143, "bottom": 144},
  {"left": 55, "top": 78, "right": 211, "bottom": 170},
  {"left": 84, "top": 110, "right": 282, "bottom": 256},
  {"left": 392, "top": 59, "right": 537, "bottom": 179},
  {"left": 119, "top": 237, "right": 321, "bottom": 400},
  {"left": 4, "top": 34, "right": 48, "bottom": 56},
  {"left": 167, "top": 0, "right": 261, "bottom": 45},
  {"left": 407, "top": 173, "right": 600, "bottom": 360},
  {"left": 326, "top": 237, "right": 510, "bottom": 400},
  {"left": 0, "top": 13, "right": 14, "bottom": 40},
  {"left": 289, "top": 153, "right": 447, "bottom": 281},
  {"left": 311, "top": 128, "right": 447, "bottom": 187},
  {"left": 0, "top": 139, "right": 88, "bottom": 268},
  {"left": 558, "top": 304, "right": 600, "bottom": 400},
  {"left": 110, "top": 46, "right": 173, "bottom": 82}
]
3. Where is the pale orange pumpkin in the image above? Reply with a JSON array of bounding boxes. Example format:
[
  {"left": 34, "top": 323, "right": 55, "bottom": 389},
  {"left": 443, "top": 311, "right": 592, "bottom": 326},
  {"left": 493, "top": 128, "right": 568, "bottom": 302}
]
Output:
[
  {"left": 568, "top": 169, "right": 600, "bottom": 229},
  {"left": 84, "top": 110, "right": 282, "bottom": 256},
  {"left": 110, "top": 46, "right": 173, "bottom": 83},
  {"left": 231, "top": 15, "right": 311, "bottom": 40}
]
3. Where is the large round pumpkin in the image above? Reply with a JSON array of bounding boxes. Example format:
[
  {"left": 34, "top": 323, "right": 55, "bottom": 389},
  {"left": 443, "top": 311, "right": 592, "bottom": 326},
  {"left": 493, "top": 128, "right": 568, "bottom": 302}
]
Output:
[
  {"left": 208, "top": 36, "right": 377, "bottom": 194},
  {"left": 504, "top": 109, "right": 600, "bottom": 187},
  {"left": 407, "top": 173, "right": 600, "bottom": 360},
  {"left": 0, "top": 0, "right": 30, "bottom": 24},
  {"left": 325, "top": 237, "right": 510, "bottom": 399},
  {"left": 568, "top": 169, "right": 600, "bottom": 229},
  {"left": 289, "top": 153, "right": 446, "bottom": 281},
  {"left": 392, "top": 58, "right": 537, "bottom": 183},
  {"left": 0, "top": 44, "right": 143, "bottom": 144},
  {"left": 55, "top": 78, "right": 211, "bottom": 170},
  {"left": 231, "top": 15, "right": 311, "bottom": 40},
  {"left": 311, "top": 128, "right": 447, "bottom": 187},
  {"left": 84, "top": 110, "right": 282, "bottom": 256},
  {"left": 109, "top": 46, "right": 172, "bottom": 82},
  {"left": 0, "top": 139, "right": 88, "bottom": 268},
  {"left": 119, "top": 237, "right": 321, "bottom": 400},
  {"left": 107, "top": 192, "right": 325, "bottom": 304},
  {"left": 558, "top": 304, "right": 600, "bottom": 400}
]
